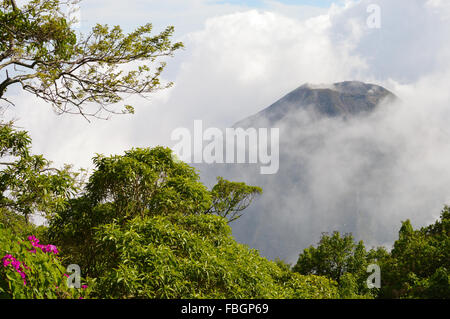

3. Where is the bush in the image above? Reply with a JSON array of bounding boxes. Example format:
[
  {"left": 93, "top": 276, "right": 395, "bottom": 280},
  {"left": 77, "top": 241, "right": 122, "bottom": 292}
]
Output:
[
  {"left": 0, "top": 223, "right": 90, "bottom": 299},
  {"left": 93, "top": 213, "right": 338, "bottom": 299}
]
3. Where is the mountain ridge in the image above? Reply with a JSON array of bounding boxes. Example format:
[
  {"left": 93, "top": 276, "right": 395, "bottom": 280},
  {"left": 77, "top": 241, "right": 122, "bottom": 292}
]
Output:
[
  {"left": 234, "top": 81, "right": 397, "bottom": 128},
  {"left": 196, "top": 80, "right": 400, "bottom": 263}
]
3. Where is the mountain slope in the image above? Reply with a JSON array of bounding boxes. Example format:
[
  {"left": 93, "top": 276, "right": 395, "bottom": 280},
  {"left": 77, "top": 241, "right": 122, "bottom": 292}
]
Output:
[
  {"left": 235, "top": 81, "right": 396, "bottom": 127},
  {"left": 196, "top": 81, "right": 402, "bottom": 263}
]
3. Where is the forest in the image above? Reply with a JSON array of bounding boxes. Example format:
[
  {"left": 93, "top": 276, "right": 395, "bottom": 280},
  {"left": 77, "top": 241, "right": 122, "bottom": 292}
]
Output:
[{"left": 0, "top": 0, "right": 449, "bottom": 299}]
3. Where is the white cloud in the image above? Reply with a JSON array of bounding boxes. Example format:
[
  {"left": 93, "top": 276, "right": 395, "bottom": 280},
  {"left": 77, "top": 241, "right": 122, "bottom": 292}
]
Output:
[
  {"left": 155, "top": 9, "right": 366, "bottom": 130},
  {"left": 329, "top": 0, "right": 450, "bottom": 83},
  {"left": 6, "top": 1, "right": 340, "bottom": 170}
]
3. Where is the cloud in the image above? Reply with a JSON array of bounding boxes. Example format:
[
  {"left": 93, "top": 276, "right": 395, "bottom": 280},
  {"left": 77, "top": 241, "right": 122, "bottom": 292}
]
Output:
[
  {"left": 154, "top": 9, "right": 366, "bottom": 129},
  {"left": 167, "top": 0, "right": 450, "bottom": 262},
  {"left": 5, "top": 0, "right": 337, "bottom": 170},
  {"left": 328, "top": 0, "right": 450, "bottom": 83}
]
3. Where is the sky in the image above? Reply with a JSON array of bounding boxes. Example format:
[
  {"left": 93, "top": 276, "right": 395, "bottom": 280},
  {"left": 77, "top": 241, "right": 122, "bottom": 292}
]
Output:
[
  {"left": 8, "top": 0, "right": 351, "bottom": 169},
  {"left": 4, "top": 0, "right": 450, "bottom": 256},
  {"left": 10, "top": 0, "right": 445, "bottom": 170},
  {"left": 213, "top": 0, "right": 343, "bottom": 8}
]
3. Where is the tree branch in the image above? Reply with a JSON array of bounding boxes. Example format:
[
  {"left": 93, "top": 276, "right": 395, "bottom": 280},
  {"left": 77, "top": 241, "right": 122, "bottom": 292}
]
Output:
[{"left": 9, "top": 0, "right": 18, "bottom": 11}]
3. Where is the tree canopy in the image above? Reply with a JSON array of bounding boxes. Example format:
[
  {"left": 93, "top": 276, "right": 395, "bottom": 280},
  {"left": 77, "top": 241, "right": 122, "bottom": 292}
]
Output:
[
  {"left": 293, "top": 211, "right": 450, "bottom": 299},
  {"left": 207, "top": 176, "right": 262, "bottom": 223},
  {"left": 379, "top": 209, "right": 449, "bottom": 298},
  {"left": 0, "top": 121, "right": 80, "bottom": 224},
  {"left": 0, "top": 0, "right": 182, "bottom": 119}
]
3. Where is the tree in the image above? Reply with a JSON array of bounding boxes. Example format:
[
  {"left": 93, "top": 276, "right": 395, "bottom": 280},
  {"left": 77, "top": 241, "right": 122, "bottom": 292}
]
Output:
[
  {"left": 0, "top": 0, "right": 182, "bottom": 119},
  {"left": 86, "top": 147, "right": 212, "bottom": 219},
  {"left": 47, "top": 147, "right": 263, "bottom": 277},
  {"left": 293, "top": 232, "right": 365, "bottom": 282},
  {"left": 380, "top": 208, "right": 450, "bottom": 298},
  {"left": 292, "top": 231, "right": 383, "bottom": 298},
  {"left": 48, "top": 146, "right": 213, "bottom": 276},
  {"left": 293, "top": 209, "right": 450, "bottom": 299},
  {"left": 206, "top": 176, "right": 262, "bottom": 223},
  {"left": 92, "top": 213, "right": 338, "bottom": 299},
  {"left": 0, "top": 121, "right": 80, "bottom": 224}
]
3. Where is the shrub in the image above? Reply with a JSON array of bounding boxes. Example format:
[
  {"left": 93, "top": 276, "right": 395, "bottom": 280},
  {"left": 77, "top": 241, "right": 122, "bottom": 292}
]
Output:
[
  {"left": 93, "top": 213, "right": 338, "bottom": 299},
  {"left": 0, "top": 223, "right": 91, "bottom": 299}
]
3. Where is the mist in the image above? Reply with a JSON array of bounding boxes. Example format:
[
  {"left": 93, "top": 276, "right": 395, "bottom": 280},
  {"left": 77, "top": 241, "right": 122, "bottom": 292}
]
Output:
[{"left": 195, "top": 74, "right": 450, "bottom": 264}]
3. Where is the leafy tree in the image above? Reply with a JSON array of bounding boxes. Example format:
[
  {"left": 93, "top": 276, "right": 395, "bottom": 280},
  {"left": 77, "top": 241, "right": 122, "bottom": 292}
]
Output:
[
  {"left": 206, "top": 176, "right": 262, "bottom": 223},
  {"left": 48, "top": 146, "right": 213, "bottom": 276},
  {"left": 380, "top": 208, "right": 450, "bottom": 298},
  {"left": 47, "top": 147, "right": 262, "bottom": 277},
  {"left": 0, "top": 0, "right": 182, "bottom": 119},
  {"left": 92, "top": 213, "right": 338, "bottom": 299},
  {"left": 86, "top": 147, "right": 212, "bottom": 219},
  {"left": 274, "top": 258, "right": 292, "bottom": 272},
  {"left": 46, "top": 146, "right": 337, "bottom": 299},
  {"left": 293, "top": 232, "right": 364, "bottom": 282},
  {"left": 0, "top": 207, "right": 47, "bottom": 237},
  {"left": 293, "top": 231, "right": 383, "bottom": 298},
  {"left": 0, "top": 121, "right": 80, "bottom": 224},
  {"left": 45, "top": 198, "right": 113, "bottom": 276}
]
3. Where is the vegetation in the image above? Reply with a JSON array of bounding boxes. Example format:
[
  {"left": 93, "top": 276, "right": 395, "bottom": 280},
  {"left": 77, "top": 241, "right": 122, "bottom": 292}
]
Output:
[
  {"left": 0, "top": 223, "right": 91, "bottom": 298},
  {"left": 379, "top": 209, "right": 449, "bottom": 298},
  {"left": 1, "top": 122, "right": 448, "bottom": 299},
  {"left": 0, "top": 0, "right": 448, "bottom": 300},
  {"left": 0, "top": 0, "right": 182, "bottom": 119},
  {"left": 1, "top": 123, "right": 337, "bottom": 299},
  {"left": 293, "top": 209, "right": 449, "bottom": 299},
  {"left": 92, "top": 213, "right": 338, "bottom": 299},
  {"left": 293, "top": 231, "right": 387, "bottom": 298}
]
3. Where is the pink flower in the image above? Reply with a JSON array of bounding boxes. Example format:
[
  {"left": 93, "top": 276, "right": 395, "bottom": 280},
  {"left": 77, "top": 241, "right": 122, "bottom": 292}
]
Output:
[
  {"left": 2, "top": 254, "right": 27, "bottom": 286},
  {"left": 26, "top": 236, "right": 59, "bottom": 254},
  {"left": 44, "top": 245, "right": 59, "bottom": 254}
]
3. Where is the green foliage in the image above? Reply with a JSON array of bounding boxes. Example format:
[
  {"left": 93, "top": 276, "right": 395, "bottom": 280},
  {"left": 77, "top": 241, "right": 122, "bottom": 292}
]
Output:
[
  {"left": 274, "top": 258, "right": 291, "bottom": 272},
  {"left": 0, "top": 207, "right": 33, "bottom": 234},
  {"left": 0, "top": 121, "right": 80, "bottom": 223},
  {"left": 379, "top": 208, "right": 450, "bottom": 298},
  {"left": 207, "top": 177, "right": 262, "bottom": 223},
  {"left": 45, "top": 146, "right": 336, "bottom": 299},
  {"left": 48, "top": 147, "right": 263, "bottom": 278},
  {"left": 293, "top": 209, "right": 450, "bottom": 299},
  {"left": 46, "top": 198, "right": 112, "bottom": 276},
  {"left": 87, "top": 147, "right": 211, "bottom": 219},
  {"left": 293, "top": 232, "right": 381, "bottom": 298},
  {"left": 0, "top": 0, "right": 182, "bottom": 118},
  {"left": 293, "top": 232, "right": 364, "bottom": 282},
  {"left": 0, "top": 223, "right": 90, "bottom": 298},
  {"left": 337, "top": 273, "right": 371, "bottom": 299},
  {"left": 92, "top": 213, "right": 338, "bottom": 299}
]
